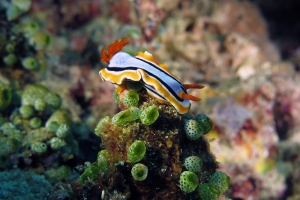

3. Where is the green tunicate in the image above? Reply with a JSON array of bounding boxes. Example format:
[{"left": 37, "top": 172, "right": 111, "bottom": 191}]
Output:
[
  {"left": 6, "top": 5, "right": 22, "bottom": 21},
  {"left": 122, "top": 91, "right": 139, "bottom": 107},
  {"left": 183, "top": 156, "right": 203, "bottom": 173},
  {"left": 23, "top": 22, "right": 39, "bottom": 37},
  {"left": 46, "top": 121, "right": 59, "bottom": 133},
  {"left": 127, "top": 140, "right": 146, "bottom": 163},
  {"left": 195, "top": 114, "right": 213, "bottom": 134},
  {"left": 45, "top": 92, "right": 61, "bottom": 109},
  {"left": 97, "top": 150, "right": 109, "bottom": 173},
  {"left": 12, "top": 0, "right": 32, "bottom": 12},
  {"left": 3, "top": 53, "right": 17, "bottom": 66},
  {"left": 56, "top": 124, "right": 69, "bottom": 138},
  {"left": 112, "top": 107, "right": 141, "bottom": 126},
  {"left": 34, "top": 99, "right": 46, "bottom": 111},
  {"left": 10, "top": 129, "right": 23, "bottom": 143},
  {"left": 5, "top": 43, "right": 15, "bottom": 53},
  {"left": 0, "top": 123, "right": 17, "bottom": 135},
  {"left": 183, "top": 119, "right": 204, "bottom": 140},
  {"left": 209, "top": 171, "right": 231, "bottom": 195},
  {"left": 126, "top": 81, "right": 142, "bottom": 92},
  {"left": 30, "top": 32, "right": 52, "bottom": 50},
  {"left": 50, "top": 137, "right": 65, "bottom": 149},
  {"left": 94, "top": 116, "right": 110, "bottom": 137},
  {"left": 140, "top": 106, "right": 159, "bottom": 125},
  {"left": 19, "top": 105, "right": 34, "bottom": 119},
  {"left": 29, "top": 117, "right": 42, "bottom": 129},
  {"left": 22, "top": 57, "right": 39, "bottom": 70},
  {"left": 179, "top": 171, "right": 199, "bottom": 193},
  {"left": 56, "top": 165, "right": 71, "bottom": 179},
  {"left": 22, "top": 84, "right": 48, "bottom": 106},
  {"left": 0, "top": 83, "right": 12, "bottom": 110},
  {"left": 78, "top": 165, "right": 101, "bottom": 184},
  {"left": 4, "top": 138, "right": 20, "bottom": 154},
  {"left": 131, "top": 163, "right": 148, "bottom": 181},
  {"left": 198, "top": 183, "right": 219, "bottom": 200},
  {"left": 31, "top": 142, "right": 47, "bottom": 154},
  {"left": 46, "top": 109, "right": 71, "bottom": 128}
]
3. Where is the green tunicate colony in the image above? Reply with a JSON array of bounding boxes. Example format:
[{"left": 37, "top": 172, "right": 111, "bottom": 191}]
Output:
[
  {"left": 29, "top": 117, "right": 42, "bottom": 128},
  {"left": 179, "top": 171, "right": 199, "bottom": 193},
  {"left": 209, "top": 171, "right": 231, "bottom": 194},
  {"left": 112, "top": 106, "right": 141, "bottom": 126},
  {"left": 31, "top": 142, "right": 47, "bottom": 154},
  {"left": 22, "top": 84, "right": 62, "bottom": 110},
  {"left": 179, "top": 156, "right": 203, "bottom": 193},
  {"left": 77, "top": 150, "right": 110, "bottom": 183},
  {"left": 179, "top": 159, "right": 230, "bottom": 197},
  {"left": 50, "top": 137, "right": 66, "bottom": 150},
  {"left": 183, "top": 114, "right": 213, "bottom": 140},
  {"left": 140, "top": 105, "right": 159, "bottom": 125},
  {"left": 94, "top": 116, "right": 110, "bottom": 137},
  {"left": 97, "top": 150, "right": 109, "bottom": 173},
  {"left": 3, "top": 0, "right": 51, "bottom": 71},
  {"left": 197, "top": 183, "right": 219, "bottom": 200},
  {"left": 198, "top": 171, "right": 230, "bottom": 199},
  {"left": 122, "top": 91, "right": 139, "bottom": 107},
  {"left": 0, "top": 123, "right": 22, "bottom": 155},
  {"left": 0, "top": 82, "right": 77, "bottom": 169},
  {"left": 77, "top": 163, "right": 102, "bottom": 184},
  {"left": 195, "top": 114, "right": 213, "bottom": 134},
  {"left": 111, "top": 89, "right": 159, "bottom": 126},
  {"left": 46, "top": 109, "right": 71, "bottom": 138},
  {"left": 131, "top": 163, "right": 148, "bottom": 181},
  {"left": 183, "top": 119, "right": 204, "bottom": 140},
  {"left": 0, "top": 82, "right": 12, "bottom": 111},
  {"left": 183, "top": 156, "right": 203, "bottom": 172},
  {"left": 19, "top": 105, "right": 34, "bottom": 119},
  {"left": 127, "top": 140, "right": 146, "bottom": 163},
  {"left": 179, "top": 114, "right": 230, "bottom": 197}
]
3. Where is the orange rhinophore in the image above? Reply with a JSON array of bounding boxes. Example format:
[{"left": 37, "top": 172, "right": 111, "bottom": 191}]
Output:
[{"left": 101, "top": 37, "right": 129, "bottom": 63}]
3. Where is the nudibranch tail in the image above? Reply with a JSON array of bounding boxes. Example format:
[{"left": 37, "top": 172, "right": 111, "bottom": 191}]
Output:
[{"left": 101, "top": 37, "right": 129, "bottom": 63}]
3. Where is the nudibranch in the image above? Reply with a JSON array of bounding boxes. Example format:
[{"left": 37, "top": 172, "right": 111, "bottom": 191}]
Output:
[{"left": 99, "top": 37, "right": 204, "bottom": 114}]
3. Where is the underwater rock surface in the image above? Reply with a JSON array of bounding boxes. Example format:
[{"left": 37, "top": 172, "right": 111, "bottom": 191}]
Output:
[{"left": 69, "top": 87, "right": 227, "bottom": 199}]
